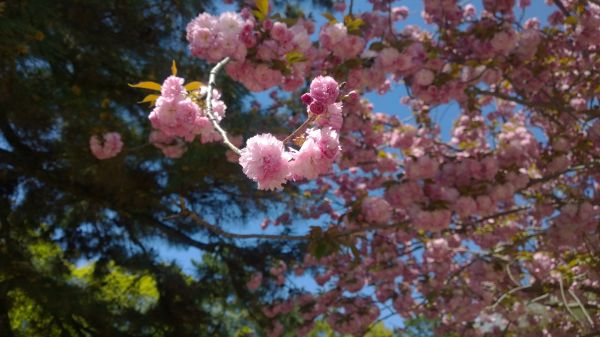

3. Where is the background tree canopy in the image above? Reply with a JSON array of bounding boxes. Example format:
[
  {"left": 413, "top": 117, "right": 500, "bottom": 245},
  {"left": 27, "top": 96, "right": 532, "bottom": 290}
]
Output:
[{"left": 0, "top": 1, "right": 335, "bottom": 335}]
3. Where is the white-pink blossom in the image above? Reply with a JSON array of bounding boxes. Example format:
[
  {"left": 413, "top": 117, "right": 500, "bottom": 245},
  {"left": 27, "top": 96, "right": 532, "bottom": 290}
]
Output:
[{"left": 239, "top": 134, "right": 291, "bottom": 190}]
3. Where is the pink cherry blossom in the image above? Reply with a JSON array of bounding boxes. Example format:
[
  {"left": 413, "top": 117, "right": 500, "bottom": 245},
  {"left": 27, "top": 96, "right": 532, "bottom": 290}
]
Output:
[
  {"left": 290, "top": 128, "right": 340, "bottom": 180},
  {"left": 239, "top": 134, "right": 291, "bottom": 190},
  {"left": 309, "top": 76, "right": 339, "bottom": 105},
  {"left": 361, "top": 197, "right": 392, "bottom": 224},
  {"left": 89, "top": 132, "right": 123, "bottom": 160}
]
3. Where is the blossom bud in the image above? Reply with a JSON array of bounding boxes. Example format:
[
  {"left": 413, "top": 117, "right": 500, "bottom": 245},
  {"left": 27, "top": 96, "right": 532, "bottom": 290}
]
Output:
[
  {"left": 309, "top": 101, "right": 326, "bottom": 115},
  {"left": 301, "top": 93, "right": 313, "bottom": 105}
]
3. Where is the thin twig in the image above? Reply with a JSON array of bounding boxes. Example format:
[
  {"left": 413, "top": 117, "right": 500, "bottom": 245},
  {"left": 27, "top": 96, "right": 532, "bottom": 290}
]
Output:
[
  {"left": 283, "top": 114, "right": 316, "bottom": 145},
  {"left": 559, "top": 276, "right": 587, "bottom": 329},
  {"left": 205, "top": 57, "right": 241, "bottom": 155},
  {"left": 169, "top": 199, "right": 410, "bottom": 242},
  {"left": 506, "top": 264, "right": 521, "bottom": 287},
  {"left": 569, "top": 288, "right": 596, "bottom": 328},
  {"left": 490, "top": 284, "right": 531, "bottom": 310},
  {"left": 186, "top": 209, "right": 309, "bottom": 241}
]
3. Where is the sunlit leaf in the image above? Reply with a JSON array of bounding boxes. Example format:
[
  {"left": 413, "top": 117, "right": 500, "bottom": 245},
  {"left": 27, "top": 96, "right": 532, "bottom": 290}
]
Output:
[
  {"left": 128, "top": 81, "right": 162, "bottom": 91},
  {"left": 285, "top": 51, "right": 307, "bottom": 64},
  {"left": 184, "top": 81, "right": 204, "bottom": 91},
  {"left": 564, "top": 15, "right": 578, "bottom": 25},
  {"left": 253, "top": 0, "right": 269, "bottom": 21},
  {"left": 138, "top": 94, "right": 159, "bottom": 105},
  {"left": 171, "top": 60, "right": 177, "bottom": 76},
  {"left": 344, "top": 15, "right": 364, "bottom": 34},
  {"left": 322, "top": 12, "right": 337, "bottom": 23}
]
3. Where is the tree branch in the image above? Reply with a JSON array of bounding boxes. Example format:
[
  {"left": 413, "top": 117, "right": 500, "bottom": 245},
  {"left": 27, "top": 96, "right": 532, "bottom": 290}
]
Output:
[
  {"left": 283, "top": 114, "right": 316, "bottom": 145},
  {"left": 204, "top": 57, "right": 241, "bottom": 155},
  {"left": 171, "top": 207, "right": 309, "bottom": 241}
]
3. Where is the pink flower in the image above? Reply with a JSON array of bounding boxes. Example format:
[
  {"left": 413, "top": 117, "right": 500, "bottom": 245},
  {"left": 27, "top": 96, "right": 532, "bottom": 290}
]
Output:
[
  {"left": 186, "top": 11, "right": 248, "bottom": 63},
  {"left": 247, "top": 272, "right": 263, "bottom": 291},
  {"left": 301, "top": 93, "right": 313, "bottom": 105},
  {"left": 270, "top": 22, "right": 292, "bottom": 43},
  {"left": 89, "top": 132, "right": 123, "bottom": 160},
  {"left": 362, "top": 197, "right": 392, "bottom": 224},
  {"left": 309, "top": 101, "right": 326, "bottom": 115},
  {"left": 309, "top": 76, "right": 339, "bottom": 105},
  {"left": 454, "top": 196, "right": 477, "bottom": 218},
  {"left": 148, "top": 130, "right": 187, "bottom": 159},
  {"left": 406, "top": 155, "right": 439, "bottom": 180},
  {"left": 160, "top": 76, "right": 186, "bottom": 99},
  {"left": 490, "top": 30, "right": 518, "bottom": 55},
  {"left": 390, "top": 125, "right": 416, "bottom": 149},
  {"left": 316, "top": 102, "right": 344, "bottom": 131},
  {"left": 413, "top": 69, "right": 435, "bottom": 86},
  {"left": 570, "top": 97, "right": 587, "bottom": 111},
  {"left": 290, "top": 138, "right": 322, "bottom": 180},
  {"left": 291, "top": 128, "right": 340, "bottom": 179},
  {"left": 239, "top": 134, "right": 291, "bottom": 190}
]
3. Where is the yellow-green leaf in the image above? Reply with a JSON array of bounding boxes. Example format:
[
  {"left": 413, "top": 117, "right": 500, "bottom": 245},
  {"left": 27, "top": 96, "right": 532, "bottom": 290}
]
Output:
[
  {"left": 184, "top": 81, "right": 204, "bottom": 91},
  {"left": 253, "top": 0, "right": 269, "bottom": 21},
  {"left": 138, "top": 94, "right": 159, "bottom": 105},
  {"left": 344, "top": 15, "right": 364, "bottom": 34},
  {"left": 564, "top": 15, "right": 578, "bottom": 25},
  {"left": 322, "top": 12, "right": 337, "bottom": 23},
  {"left": 285, "top": 51, "right": 307, "bottom": 64},
  {"left": 171, "top": 60, "right": 177, "bottom": 76},
  {"left": 128, "top": 81, "right": 162, "bottom": 91}
]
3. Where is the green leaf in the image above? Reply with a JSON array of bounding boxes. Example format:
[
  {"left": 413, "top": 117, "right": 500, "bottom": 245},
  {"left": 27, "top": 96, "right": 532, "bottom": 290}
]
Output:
[
  {"left": 369, "top": 42, "right": 385, "bottom": 51},
  {"left": 128, "top": 81, "right": 162, "bottom": 91},
  {"left": 564, "top": 15, "right": 578, "bottom": 25},
  {"left": 253, "top": 0, "right": 269, "bottom": 21},
  {"left": 344, "top": 15, "right": 364, "bottom": 34},
  {"left": 184, "top": 81, "right": 204, "bottom": 91},
  {"left": 285, "top": 51, "right": 307, "bottom": 64}
]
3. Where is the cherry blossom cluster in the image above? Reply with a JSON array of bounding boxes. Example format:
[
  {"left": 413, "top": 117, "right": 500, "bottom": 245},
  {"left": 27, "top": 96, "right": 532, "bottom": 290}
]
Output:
[
  {"left": 89, "top": 132, "right": 123, "bottom": 160},
  {"left": 140, "top": 75, "right": 228, "bottom": 158},
  {"left": 221, "top": 1, "right": 600, "bottom": 336},
  {"left": 149, "top": 76, "right": 226, "bottom": 144},
  {"left": 239, "top": 76, "right": 342, "bottom": 190},
  {"left": 120, "top": 0, "right": 600, "bottom": 335}
]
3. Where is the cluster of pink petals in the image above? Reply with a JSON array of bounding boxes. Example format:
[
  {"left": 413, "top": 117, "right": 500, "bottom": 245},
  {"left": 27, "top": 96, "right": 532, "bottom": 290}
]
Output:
[
  {"left": 238, "top": 77, "right": 342, "bottom": 190},
  {"left": 319, "top": 23, "right": 365, "bottom": 61},
  {"left": 226, "top": 61, "right": 283, "bottom": 92},
  {"left": 246, "top": 272, "right": 263, "bottom": 291},
  {"left": 186, "top": 12, "right": 250, "bottom": 63},
  {"left": 290, "top": 127, "right": 341, "bottom": 180},
  {"left": 309, "top": 76, "right": 340, "bottom": 106},
  {"left": 224, "top": 18, "right": 315, "bottom": 92},
  {"left": 239, "top": 133, "right": 291, "bottom": 191},
  {"left": 361, "top": 196, "right": 392, "bottom": 224},
  {"left": 151, "top": 3, "right": 600, "bottom": 335},
  {"left": 187, "top": 10, "right": 318, "bottom": 93},
  {"left": 148, "top": 76, "right": 226, "bottom": 157},
  {"left": 148, "top": 130, "right": 187, "bottom": 159},
  {"left": 89, "top": 132, "right": 123, "bottom": 160}
]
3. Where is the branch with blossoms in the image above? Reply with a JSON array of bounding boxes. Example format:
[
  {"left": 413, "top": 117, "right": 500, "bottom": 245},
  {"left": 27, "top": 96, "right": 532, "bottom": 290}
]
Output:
[
  {"left": 85, "top": 1, "right": 600, "bottom": 335},
  {"left": 166, "top": 197, "right": 408, "bottom": 244}
]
